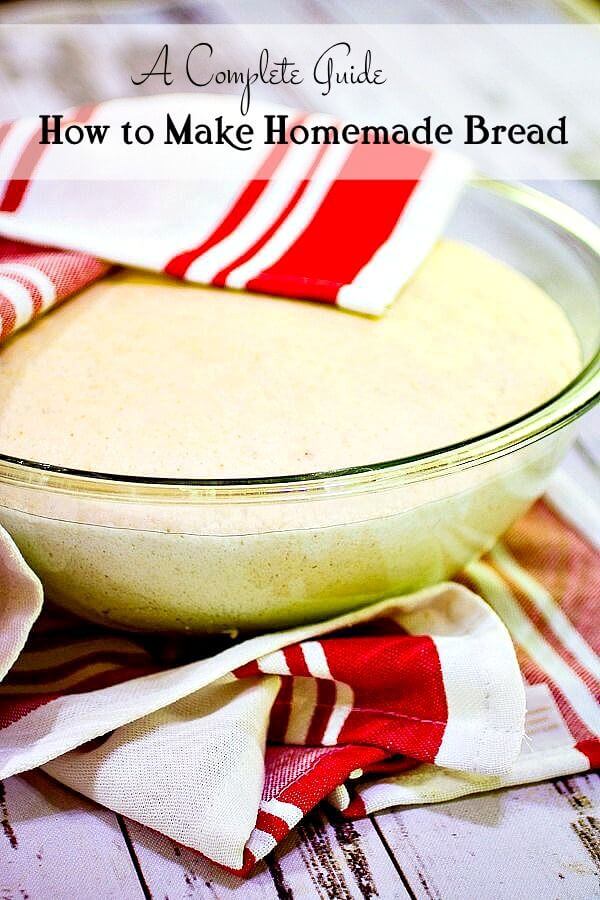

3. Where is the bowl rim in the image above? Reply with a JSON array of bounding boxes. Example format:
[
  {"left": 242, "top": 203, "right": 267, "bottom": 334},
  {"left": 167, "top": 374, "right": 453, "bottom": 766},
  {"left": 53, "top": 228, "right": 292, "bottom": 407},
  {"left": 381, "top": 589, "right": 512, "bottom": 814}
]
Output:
[{"left": 0, "top": 179, "right": 598, "bottom": 502}]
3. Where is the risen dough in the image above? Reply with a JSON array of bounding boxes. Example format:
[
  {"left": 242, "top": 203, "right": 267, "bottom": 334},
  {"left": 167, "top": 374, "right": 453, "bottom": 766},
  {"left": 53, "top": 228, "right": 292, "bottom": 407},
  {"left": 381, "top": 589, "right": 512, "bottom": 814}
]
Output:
[{"left": 0, "top": 240, "right": 580, "bottom": 478}]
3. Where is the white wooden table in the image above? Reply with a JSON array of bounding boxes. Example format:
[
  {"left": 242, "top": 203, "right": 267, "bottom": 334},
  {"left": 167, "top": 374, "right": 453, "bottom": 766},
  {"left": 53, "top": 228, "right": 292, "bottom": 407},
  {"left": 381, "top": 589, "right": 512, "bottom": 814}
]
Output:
[
  {"left": 0, "top": 1, "right": 598, "bottom": 897},
  {"left": 2, "top": 767, "right": 599, "bottom": 899}
]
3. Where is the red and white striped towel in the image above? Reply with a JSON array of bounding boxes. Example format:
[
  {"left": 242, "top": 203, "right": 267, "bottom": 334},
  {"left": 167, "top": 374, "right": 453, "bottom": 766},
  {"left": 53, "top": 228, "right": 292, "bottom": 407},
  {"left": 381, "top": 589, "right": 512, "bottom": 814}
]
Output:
[
  {"left": 0, "top": 94, "right": 470, "bottom": 330},
  {"left": 0, "top": 97, "right": 596, "bottom": 876},
  {"left": 0, "top": 239, "right": 109, "bottom": 342},
  {"left": 0, "top": 482, "right": 597, "bottom": 876}
]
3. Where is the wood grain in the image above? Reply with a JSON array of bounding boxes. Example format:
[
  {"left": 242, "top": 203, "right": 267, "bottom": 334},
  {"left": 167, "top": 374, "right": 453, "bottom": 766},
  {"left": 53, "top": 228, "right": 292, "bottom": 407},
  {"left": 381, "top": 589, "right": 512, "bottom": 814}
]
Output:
[
  {"left": 123, "top": 806, "right": 408, "bottom": 898},
  {"left": 374, "top": 773, "right": 600, "bottom": 900},
  {"left": 0, "top": 771, "right": 145, "bottom": 900}
]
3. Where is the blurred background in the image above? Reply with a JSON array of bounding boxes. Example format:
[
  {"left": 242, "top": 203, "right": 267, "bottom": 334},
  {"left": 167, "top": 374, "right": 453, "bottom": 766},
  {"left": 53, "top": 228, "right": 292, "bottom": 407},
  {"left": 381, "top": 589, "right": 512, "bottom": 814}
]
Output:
[
  {"left": 0, "top": 0, "right": 598, "bottom": 24},
  {"left": 0, "top": 0, "right": 598, "bottom": 215}
]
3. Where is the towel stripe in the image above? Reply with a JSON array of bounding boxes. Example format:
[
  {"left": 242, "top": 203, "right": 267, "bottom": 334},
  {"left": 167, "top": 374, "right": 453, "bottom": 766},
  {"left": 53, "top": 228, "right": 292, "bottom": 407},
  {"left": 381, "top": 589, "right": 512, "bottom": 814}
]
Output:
[
  {"left": 164, "top": 115, "right": 306, "bottom": 279},
  {"left": 0, "top": 105, "right": 97, "bottom": 213},
  {"left": 246, "top": 142, "right": 430, "bottom": 303}
]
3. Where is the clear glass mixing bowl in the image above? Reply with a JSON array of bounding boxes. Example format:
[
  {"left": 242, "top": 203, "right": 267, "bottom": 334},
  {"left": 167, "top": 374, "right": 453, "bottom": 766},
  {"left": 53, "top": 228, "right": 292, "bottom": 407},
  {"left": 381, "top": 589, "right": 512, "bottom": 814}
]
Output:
[{"left": 0, "top": 180, "right": 598, "bottom": 632}]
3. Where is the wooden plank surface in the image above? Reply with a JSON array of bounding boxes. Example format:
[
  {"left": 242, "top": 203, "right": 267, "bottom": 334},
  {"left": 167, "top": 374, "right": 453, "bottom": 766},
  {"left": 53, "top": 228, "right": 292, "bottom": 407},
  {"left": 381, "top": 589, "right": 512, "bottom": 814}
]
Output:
[
  {"left": 2, "top": 771, "right": 598, "bottom": 898},
  {"left": 0, "top": 771, "right": 146, "bottom": 900},
  {"left": 374, "top": 774, "right": 600, "bottom": 900},
  {"left": 123, "top": 807, "right": 409, "bottom": 899}
]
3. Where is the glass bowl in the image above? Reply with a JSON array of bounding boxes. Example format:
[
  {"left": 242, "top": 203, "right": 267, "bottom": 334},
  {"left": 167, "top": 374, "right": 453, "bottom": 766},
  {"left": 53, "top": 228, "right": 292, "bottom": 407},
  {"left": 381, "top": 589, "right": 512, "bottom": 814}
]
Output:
[{"left": 0, "top": 180, "right": 598, "bottom": 632}]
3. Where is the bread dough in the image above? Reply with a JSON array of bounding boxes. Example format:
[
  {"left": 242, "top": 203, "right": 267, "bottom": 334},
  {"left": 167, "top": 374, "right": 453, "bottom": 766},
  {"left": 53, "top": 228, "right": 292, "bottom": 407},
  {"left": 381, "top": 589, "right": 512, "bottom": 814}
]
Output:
[{"left": 0, "top": 240, "right": 580, "bottom": 478}]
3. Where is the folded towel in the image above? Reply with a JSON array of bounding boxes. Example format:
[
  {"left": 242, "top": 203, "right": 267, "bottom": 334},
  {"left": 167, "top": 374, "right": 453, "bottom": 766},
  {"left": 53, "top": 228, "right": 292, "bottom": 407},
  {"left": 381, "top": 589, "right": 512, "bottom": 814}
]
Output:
[
  {"left": 0, "top": 106, "right": 595, "bottom": 875},
  {"left": 0, "top": 483, "right": 597, "bottom": 876},
  {"left": 0, "top": 94, "right": 470, "bottom": 326}
]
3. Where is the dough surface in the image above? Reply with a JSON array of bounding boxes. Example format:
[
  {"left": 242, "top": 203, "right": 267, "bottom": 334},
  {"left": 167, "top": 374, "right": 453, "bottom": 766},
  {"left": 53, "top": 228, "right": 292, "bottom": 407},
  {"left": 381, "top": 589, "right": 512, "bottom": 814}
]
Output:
[{"left": 0, "top": 240, "right": 581, "bottom": 478}]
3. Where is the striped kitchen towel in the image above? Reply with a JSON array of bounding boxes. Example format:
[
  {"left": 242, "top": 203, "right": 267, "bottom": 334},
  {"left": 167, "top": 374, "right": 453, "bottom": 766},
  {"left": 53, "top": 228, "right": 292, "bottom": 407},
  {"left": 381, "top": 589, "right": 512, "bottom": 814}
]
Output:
[
  {"left": 0, "top": 94, "right": 471, "bottom": 329},
  {"left": 0, "top": 477, "right": 597, "bottom": 876},
  {"left": 0, "top": 239, "right": 109, "bottom": 342}
]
